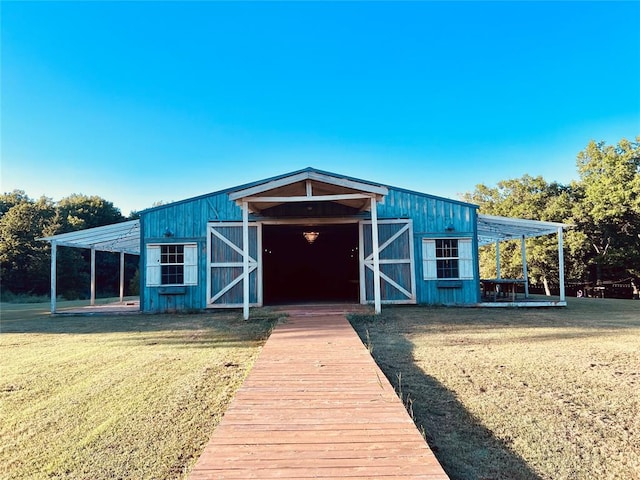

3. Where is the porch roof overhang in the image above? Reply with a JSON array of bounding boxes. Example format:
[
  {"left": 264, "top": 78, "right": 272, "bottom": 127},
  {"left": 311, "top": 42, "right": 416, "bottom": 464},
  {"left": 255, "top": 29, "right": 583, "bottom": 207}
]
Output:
[
  {"left": 228, "top": 169, "right": 389, "bottom": 214},
  {"left": 477, "top": 214, "right": 568, "bottom": 246},
  {"left": 38, "top": 220, "right": 141, "bottom": 255}
]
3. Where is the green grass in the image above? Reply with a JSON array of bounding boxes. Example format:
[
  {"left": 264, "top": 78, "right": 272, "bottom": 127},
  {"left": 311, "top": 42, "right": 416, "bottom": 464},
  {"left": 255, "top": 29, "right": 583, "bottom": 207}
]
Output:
[
  {"left": 0, "top": 301, "right": 280, "bottom": 480},
  {"left": 3, "top": 298, "right": 638, "bottom": 480},
  {"left": 349, "top": 297, "right": 640, "bottom": 480}
]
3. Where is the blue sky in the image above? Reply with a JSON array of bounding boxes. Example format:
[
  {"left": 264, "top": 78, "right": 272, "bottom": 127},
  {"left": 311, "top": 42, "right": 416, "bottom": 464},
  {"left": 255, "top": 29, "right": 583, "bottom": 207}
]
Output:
[{"left": 2, "top": 1, "right": 639, "bottom": 216}]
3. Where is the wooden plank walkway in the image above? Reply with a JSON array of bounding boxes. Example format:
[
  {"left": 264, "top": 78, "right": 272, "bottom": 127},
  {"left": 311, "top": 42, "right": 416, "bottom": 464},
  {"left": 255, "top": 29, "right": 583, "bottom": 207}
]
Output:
[{"left": 189, "top": 310, "right": 449, "bottom": 479}]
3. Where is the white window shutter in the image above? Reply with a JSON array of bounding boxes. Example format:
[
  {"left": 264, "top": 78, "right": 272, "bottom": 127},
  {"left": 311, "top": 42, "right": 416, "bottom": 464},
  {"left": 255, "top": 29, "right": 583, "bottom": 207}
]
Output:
[
  {"left": 422, "top": 239, "right": 437, "bottom": 280},
  {"left": 183, "top": 244, "right": 198, "bottom": 286},
  {"left": 146, "top": 245, "right": 161, "bottom": 286},
  {"left": 459, "top": 238, "right": 474, "bottom": 279}
]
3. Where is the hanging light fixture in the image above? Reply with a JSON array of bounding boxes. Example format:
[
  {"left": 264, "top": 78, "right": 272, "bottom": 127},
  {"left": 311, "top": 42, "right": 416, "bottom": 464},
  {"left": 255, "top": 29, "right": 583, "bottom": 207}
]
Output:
[{"left": 303, "top": 231, "right": 319, "bottom": 244}]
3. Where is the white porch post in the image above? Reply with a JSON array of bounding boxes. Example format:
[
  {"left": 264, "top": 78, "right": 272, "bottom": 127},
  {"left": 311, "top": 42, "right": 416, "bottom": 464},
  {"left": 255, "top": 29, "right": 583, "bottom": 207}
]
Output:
[
  {"left": 90, "top": 247, "right": 96, "bottom": 306},
  {"left": 521, "top": 236, "right": 529, "bottom": 298},
  {"left": 558, "top": 226, "right": 566, "bottom": 302},
  {"left": 119, "top": 251, "right": 125, "bottom": 303},
  {"left": 242, "top": 201, "right": 250, "bottom": 320},
  {"left": 50, "top": 241, "right": 57, "bottom": 314},
  {"left": 495, "top": 241, "right": 501, "bottom": 279},
  {"left": 370, "top": 197, "right": 382, "bottom": 314}
]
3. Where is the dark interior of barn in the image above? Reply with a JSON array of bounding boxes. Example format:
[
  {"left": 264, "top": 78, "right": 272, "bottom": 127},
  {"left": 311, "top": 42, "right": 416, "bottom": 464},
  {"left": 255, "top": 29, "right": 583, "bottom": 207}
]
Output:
[{"left": 262, "top": 223, "right": 359, "bottom": 304}]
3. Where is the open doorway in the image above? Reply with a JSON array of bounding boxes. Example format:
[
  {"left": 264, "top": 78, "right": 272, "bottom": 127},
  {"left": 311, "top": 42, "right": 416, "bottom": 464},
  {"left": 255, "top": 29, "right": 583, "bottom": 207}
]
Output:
[{"left": 262, "top": 223, "right": 359, "bottom": 304}]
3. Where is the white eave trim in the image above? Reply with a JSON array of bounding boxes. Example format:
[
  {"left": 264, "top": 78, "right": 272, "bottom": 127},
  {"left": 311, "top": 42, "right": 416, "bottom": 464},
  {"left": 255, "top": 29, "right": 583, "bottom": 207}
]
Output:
[{"left": 228, "top": 170, "right": 388, "bottom": 201}]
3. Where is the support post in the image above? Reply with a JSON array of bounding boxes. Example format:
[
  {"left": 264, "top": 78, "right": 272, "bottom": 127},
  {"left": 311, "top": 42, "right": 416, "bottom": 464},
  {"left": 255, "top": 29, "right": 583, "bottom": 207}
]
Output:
[
  {"left": 50, "top": 241, "right": 57, "bottom": 314},
  {"left": 242, "top": 201, "right": 250, "bottom": 320},
  {"left": 90, "top": 247, "right": 96, "bottom": 306},
  {"left": 521, "top": 236, "right": 529, "bottom": 298},
  {"left": 495, "top": 241, "right": 501, "bottom": 279},
  {"left": 370, "top": 197, "right": 382, "bottom": 314},
  {"left": 119, "top": 251, "right": 125, "bottom": 303},
  {"left": 558, "top": 226, "right": 566, "bottom": 302}
]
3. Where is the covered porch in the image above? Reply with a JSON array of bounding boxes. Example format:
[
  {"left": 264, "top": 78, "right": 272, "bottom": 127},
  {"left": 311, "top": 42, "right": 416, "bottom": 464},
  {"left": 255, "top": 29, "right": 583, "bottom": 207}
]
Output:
[
  {"left": 476, "top": 214, "right": 568, "bottom": 307},
  {"left": 38, "top": 220, "right": 141, "bottom": 314}
]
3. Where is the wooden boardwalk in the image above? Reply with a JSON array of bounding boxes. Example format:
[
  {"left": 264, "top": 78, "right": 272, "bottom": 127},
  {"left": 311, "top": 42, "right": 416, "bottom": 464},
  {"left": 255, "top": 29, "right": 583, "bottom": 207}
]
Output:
[{"left": 189, "top": 309, "right": 449, "bottom": 479}]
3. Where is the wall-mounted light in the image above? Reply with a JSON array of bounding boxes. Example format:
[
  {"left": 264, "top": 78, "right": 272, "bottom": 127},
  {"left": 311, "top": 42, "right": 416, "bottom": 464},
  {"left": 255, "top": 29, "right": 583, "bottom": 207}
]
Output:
[
  {"left": 445, "top": 223, "right": 455, "bottom": 232},
  {"left": 163, "top": 228, "right": 174, "bottom": 237},
  {"left": 303, "top": 231, "right": 319, "bottom": 244}
]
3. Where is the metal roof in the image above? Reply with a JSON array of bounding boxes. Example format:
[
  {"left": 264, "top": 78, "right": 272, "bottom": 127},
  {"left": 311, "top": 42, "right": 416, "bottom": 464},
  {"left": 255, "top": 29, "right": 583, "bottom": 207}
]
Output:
[
  {"left": 477, "top": 214, "right": 567, "bottom": 246},
  {"left": 36, "top": 208, "right": 565, "bottom": 256},
  {"left": 140, "top": 167, "right": 478, "bottom": 214},
  {"left": 38, "top": 220, "right": 140, "bottom": 255}
]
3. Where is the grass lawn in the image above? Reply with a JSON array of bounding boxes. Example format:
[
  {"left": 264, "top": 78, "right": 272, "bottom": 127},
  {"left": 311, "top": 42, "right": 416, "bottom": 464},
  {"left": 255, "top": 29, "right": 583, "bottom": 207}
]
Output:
[
  {"left": 350, "top": 297, "right": 640, "bottom": 480},
  {"left": 0, "top": 300, "right": 279, "bottom": 480}
]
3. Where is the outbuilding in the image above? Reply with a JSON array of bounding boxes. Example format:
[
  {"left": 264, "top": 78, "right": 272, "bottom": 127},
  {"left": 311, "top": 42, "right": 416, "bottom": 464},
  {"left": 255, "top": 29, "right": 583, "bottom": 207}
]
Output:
[{"left": 41, "top": 167, "right": 568, "bottom": 316}]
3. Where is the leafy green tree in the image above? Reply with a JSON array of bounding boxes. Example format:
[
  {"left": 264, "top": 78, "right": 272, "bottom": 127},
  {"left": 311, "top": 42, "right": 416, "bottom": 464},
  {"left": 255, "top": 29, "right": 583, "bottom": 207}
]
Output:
[
  {"left": 0, "top": 195, "right": 57, "bottom": 295},
  {"left": 56, "top": 194, "right": 124, "bottom": 232},
  {"left": 462, "top": 175, "right": 585, "bottom": 293},
  {"left": 1, "top": 192, "right": 131, "bottom": 299},
  {"left": 573, "top": 137, "right": 640, "bottom": 280},
  {"left": 0, "top": 190, "right": 31, "bottom": 218}
]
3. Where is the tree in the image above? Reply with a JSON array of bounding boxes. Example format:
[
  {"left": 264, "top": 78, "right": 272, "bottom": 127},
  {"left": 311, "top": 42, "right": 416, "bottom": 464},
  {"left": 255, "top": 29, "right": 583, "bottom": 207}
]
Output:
[
  {"left": 0, "top": 190, "right": 31, "bottom": 218},
  {"left": 56, "top": 194, "right": 124, "bottom": 232},
  {"left": 462, "top": 175, "right": 584, "bottom": 293},
  {"left": 0, "top": 192, "right": 130, "bottom": 299},
  {"left": 573, "top": 137, "right": 640, "bottom": 280},
  {"left": 0, "top": 195, "right": 57, "bottom": 295}
]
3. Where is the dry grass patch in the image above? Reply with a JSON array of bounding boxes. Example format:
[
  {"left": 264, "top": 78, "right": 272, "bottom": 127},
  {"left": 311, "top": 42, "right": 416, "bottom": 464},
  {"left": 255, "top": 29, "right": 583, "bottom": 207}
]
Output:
[
  {"left": 349, "top": 297, "right": 640, "bottom": 480},
  {"left": 0, "top": 302, "right": 279, "bottom": 479}
]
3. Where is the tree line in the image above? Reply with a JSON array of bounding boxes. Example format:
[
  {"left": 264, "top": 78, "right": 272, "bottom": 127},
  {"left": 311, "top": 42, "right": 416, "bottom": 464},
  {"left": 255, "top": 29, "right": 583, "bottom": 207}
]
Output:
[
  {"left": 1, "top": 137, "right": 639, "bottom": 301},
  {"left": 0, "top": 193, "right": 139, "bottom": 300},
  {"left": 462, "top": 137, "right": 640, "bottom": 296}
]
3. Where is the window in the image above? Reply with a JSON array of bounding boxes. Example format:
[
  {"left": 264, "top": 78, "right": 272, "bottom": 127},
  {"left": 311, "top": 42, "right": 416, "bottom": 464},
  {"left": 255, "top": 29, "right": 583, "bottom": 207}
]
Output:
[
  {"left": 146, "top": 243, "right": 198, "bottom": 286},
  {"left": 423, "top": 238, "right": 473, "bottom": 280},
  {"left": 161, "top": 244, "right": 184, "bottom": 284}
]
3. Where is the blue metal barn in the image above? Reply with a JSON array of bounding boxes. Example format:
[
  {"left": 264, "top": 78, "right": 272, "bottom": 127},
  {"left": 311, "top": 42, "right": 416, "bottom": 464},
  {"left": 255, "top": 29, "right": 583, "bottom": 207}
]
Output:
[
  {"left": 139, "top": 168, "right": 481, "bottom": 315},
  {"left": 41, "top": 167, "right": 568, "bottom": 315}
]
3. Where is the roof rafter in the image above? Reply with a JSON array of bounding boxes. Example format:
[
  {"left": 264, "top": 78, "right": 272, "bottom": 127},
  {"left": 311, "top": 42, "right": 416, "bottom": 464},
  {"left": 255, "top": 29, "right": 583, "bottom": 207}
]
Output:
[
  {"left": 38, "top": 220, "right": 140, "bottom": 255},
  {"left": 477, "top": 214, "right": 567, "bottom": 246}
]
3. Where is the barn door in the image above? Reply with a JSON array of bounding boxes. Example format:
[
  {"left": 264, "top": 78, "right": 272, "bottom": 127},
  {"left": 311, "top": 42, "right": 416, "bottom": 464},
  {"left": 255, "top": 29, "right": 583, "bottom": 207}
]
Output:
[
  {"left": 359, "top": 219, "right": 416, "bottom": 304},
  {"left": 207, "top": 222, "right": 262, "bottom": 308}
]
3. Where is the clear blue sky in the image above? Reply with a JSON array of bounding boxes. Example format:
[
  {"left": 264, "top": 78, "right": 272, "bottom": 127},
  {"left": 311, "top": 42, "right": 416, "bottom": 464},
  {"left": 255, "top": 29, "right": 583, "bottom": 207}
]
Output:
[{"left": 2, "top": 1, "right": 639, "bottom": 216}]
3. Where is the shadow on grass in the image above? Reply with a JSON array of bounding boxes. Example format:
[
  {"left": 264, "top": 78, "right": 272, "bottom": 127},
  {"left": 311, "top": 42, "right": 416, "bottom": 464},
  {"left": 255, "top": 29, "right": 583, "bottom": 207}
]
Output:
[{"left": 349, "top": 313, "right": 543, "bottom": 480}]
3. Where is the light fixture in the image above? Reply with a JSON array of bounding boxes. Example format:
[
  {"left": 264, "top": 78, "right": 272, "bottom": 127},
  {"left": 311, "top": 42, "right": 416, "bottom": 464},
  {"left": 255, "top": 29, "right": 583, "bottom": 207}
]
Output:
[{"left": 303, "top": 231, "right": 319, "bottom": 244}]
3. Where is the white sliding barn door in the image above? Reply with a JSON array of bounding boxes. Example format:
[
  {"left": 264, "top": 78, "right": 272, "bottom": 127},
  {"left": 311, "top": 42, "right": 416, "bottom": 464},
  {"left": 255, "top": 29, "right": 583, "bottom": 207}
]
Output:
[
  {"left": 207, "top": 222, "right": 262, "bottom": 308},
  {"left": 359, "top": 219, "right": 416, "bottom": 304}
]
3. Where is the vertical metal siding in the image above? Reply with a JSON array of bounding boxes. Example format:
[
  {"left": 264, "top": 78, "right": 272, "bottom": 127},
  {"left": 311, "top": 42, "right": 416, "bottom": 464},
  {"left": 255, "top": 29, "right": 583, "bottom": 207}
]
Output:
[
  {"left": 140, "top": 186, "right": 480, "bottom": 311},
  {"left": 378, "top": 189, "right": 479, "bottom": 305},
  {"left": 141, "top": 191, "right": 241, "bottom": 312}
]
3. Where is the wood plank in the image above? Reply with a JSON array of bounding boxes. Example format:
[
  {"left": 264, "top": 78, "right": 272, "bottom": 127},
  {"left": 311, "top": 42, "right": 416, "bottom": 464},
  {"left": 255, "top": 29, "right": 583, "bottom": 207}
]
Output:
[
  {"left": 242, "top": 193, "right": 374, "bottom": 203},
  {"left": 188, "top": 310, "right": 449, "bottom": 480}
]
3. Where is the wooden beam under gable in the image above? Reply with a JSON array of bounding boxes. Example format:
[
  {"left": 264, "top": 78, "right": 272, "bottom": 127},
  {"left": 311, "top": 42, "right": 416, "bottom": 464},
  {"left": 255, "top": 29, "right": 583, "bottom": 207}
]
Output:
[
  {"left": 229, "top": 170, "right": 388, "bottom": 202},
  {"left": 228, "top": 172, "right": 312, "bottom": 201},
  {"left": 306, "top": 171, "right": 388, "bottom": 197},
  {"left": 241, "top": 193, "right": 376, "bottom": 204}
]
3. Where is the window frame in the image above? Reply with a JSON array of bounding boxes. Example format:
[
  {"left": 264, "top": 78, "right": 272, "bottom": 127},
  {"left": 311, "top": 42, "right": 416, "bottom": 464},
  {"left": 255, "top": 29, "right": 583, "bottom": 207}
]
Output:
[
  {"left": 423, "top": 237, "right": 473, "bottom": 281},
  {"left": 146, "top": 243, "right": 198, "bottom": 287}
]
